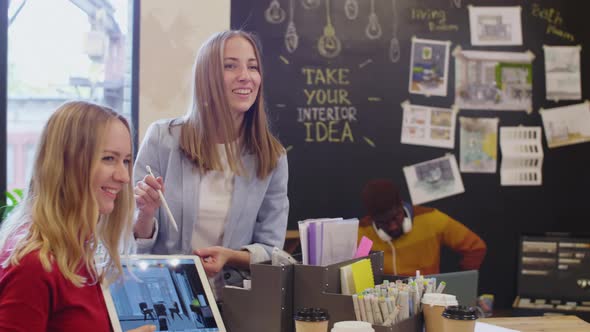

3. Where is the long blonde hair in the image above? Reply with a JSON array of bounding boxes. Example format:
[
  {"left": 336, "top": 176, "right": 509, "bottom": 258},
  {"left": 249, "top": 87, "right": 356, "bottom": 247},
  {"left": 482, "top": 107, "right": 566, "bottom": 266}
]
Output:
[
  {"left": 0, "top": 101, "right": 134, "bottom": 286},
  {"left": 177, "top": 30, "right": 284, "bottom": 179}
]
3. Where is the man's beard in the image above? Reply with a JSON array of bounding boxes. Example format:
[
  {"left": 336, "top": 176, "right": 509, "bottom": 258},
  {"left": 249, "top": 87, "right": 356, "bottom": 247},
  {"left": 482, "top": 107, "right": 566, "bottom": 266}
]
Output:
[{"left": 385, "top": 227, "right": 404, "bottom": 240}]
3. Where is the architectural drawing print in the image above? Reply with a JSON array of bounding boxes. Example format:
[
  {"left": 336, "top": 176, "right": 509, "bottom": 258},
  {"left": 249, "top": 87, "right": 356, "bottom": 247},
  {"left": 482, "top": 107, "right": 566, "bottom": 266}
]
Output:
[
  {"left": 459, "top": 117, "right": 498, "bottom": 173},
  {"left": 544, "top": 45, "right": 582, "bottom": 101},
  {"left": 401, "top": 102, "right": 456, "bottom": 149},
  {"left": 540, "top": 102, "right": 590, "bottom": 148},
  {"left": 469, "top": 6, "right": 522, "bottom": 46},
  {"left": 455, "top": 49, "right": 534, "bottom": 111},
  {"left": 403, "top": 155, "right": 465, "bottom": 205},
  {"left": 409, "top": 38, "right": 451, "bottom": 97}
]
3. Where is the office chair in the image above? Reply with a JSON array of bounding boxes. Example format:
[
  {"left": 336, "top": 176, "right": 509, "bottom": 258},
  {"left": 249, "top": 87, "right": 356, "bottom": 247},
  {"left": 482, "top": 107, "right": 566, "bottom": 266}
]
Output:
[
  {"left": 169, "top": 301, "right": 182, "bottom": 320},
  {"left": 139, "top": 302, "right": 156, "bottom": 321},
  {"left": 154, "top": 302, "right": 171, "bottom": 327}
]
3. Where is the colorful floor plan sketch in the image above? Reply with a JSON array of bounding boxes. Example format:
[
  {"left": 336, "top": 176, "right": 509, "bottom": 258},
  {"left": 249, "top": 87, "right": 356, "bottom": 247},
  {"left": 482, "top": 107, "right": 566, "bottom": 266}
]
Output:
[{"left": 459, "top": 117, "right": 498, "bottom": 173}]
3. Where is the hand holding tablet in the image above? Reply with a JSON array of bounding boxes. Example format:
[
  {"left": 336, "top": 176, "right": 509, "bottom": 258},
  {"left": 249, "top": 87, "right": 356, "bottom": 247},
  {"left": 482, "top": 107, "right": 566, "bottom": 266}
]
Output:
[{"left": 102, "top": 255, "right": 226, "bottom": 332}]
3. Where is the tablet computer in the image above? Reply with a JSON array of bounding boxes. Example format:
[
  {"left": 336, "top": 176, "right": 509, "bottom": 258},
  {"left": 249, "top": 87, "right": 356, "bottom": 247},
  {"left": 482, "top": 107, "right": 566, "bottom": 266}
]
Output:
[{"left": 102, "top": 255, "right": 226, "bottom": 332}]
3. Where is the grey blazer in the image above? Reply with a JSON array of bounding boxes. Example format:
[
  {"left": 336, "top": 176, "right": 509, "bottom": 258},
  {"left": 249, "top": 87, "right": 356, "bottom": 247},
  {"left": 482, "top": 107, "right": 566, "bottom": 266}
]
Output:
[{"left": 134, "top": 119, "right": 289, "bottom": 265}]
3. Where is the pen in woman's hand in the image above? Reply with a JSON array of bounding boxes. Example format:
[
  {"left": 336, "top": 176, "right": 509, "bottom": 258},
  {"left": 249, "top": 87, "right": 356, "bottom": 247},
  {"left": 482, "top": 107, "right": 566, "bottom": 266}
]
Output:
[{"left": 146, "top": 165, "right": 179, "bottom": 232}]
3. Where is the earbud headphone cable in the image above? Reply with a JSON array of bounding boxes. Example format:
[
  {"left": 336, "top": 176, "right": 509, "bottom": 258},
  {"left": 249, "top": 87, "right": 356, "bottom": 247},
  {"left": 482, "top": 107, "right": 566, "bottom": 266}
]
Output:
[{"left": 372, "top": 222, "right": 398, "bottom": 275}]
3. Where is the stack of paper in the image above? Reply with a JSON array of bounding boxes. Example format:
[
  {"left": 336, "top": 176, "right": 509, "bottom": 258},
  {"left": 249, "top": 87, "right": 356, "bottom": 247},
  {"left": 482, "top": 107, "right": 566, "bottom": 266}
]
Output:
[
  {"left": 298, "top": 218, "right": 359, "bottom": 266},
  {"left": 500, "top": 126, "right": 543, "bottom": 186}
]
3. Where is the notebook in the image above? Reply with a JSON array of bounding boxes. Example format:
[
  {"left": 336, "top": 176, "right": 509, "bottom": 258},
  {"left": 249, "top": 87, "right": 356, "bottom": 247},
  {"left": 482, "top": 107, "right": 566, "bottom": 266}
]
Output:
[{"left": 102, "top": 255, "right": 226, "bottom": 332}]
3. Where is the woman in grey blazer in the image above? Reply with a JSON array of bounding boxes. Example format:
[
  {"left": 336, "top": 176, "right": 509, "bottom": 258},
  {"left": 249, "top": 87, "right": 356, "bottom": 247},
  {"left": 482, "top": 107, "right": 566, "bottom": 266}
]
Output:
[{"left": 133, "top": 31, "right": 289, "bottom": 289}]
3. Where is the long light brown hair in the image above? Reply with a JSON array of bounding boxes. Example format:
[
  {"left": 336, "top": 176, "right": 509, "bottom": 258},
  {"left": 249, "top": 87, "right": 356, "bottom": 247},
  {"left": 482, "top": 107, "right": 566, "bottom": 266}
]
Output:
[
  {"left": 0, "top": 101, "right": 134, "bottom": 286},
  {"left": 177, "top": 30, "right": 284, "bottom": 179}
]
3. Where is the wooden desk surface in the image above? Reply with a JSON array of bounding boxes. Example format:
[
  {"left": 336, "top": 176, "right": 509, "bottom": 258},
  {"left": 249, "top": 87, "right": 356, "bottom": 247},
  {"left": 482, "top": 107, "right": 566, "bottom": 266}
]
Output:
[{"left": 479, "top": 315, "right": 590, "bottom": 332}]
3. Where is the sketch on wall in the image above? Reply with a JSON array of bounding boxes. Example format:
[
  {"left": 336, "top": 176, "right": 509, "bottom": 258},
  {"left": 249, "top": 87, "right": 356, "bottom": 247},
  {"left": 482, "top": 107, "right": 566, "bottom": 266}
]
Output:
[
  {"left": 409, "top": 38, "right": 451, "bottom": 97},
  {"left": 459, "top": 117, "right": 498, "bottom": 173},
  {"left": 403, "top": 155, "right": 465, "bottom": 205},
  {"left": 401, "top": 101, "right": 457, "bottom": 149},
  {"left": 540, "top": 102, "right": 590, "bottom": 148},
  {"left": 544, "top": 45, "right": 582, "bottom": 101},
  {"left": 454, "top": 49, "right": 534, "bottom": 112},
  {"left": 500, "top": 126, "right": 543, "bottom": 186},
  {"left": 468, "top": 6, "right": 523, "bottom": 46}
]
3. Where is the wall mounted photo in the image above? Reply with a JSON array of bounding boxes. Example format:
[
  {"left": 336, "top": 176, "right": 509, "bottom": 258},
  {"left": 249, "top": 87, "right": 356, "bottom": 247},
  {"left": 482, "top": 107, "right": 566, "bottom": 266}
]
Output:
[
  {"left": 409, "top": 38, "right": 451, "bottom": 97},
  {"left": 468, "top": 6, "right": 523, "bottom": 46},
  {"left": 544, "top": 45, "right": 582, "bottom": 101},
  {"left": 403, "top": 154, "right": 465, "bottom": 205},
  {"left": 454, "top": 49, "right": 534, "bottom": 112},
  {"left": 400, "top": 101, "right": 457, "bottom": 149},
  {"left": 540, "top": 102, "right": 590, "bottom": 148},
  {"left": 459, "top": 117, "right": 498, "bottom": 174}
]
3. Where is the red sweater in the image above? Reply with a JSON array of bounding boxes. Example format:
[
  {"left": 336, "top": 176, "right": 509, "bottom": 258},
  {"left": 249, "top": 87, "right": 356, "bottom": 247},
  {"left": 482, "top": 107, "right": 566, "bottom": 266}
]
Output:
[{"left": 0, "top": 250, "right": 111, "bottom": 332}]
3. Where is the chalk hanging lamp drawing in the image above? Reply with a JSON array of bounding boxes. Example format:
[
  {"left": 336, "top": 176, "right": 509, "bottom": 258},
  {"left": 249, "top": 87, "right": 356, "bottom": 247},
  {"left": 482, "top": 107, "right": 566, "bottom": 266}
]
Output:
[
  {"left": 285, "top": 0, "right": 299, "bottom": 53},
  {"left": 301, "top": 0, "right": 320, "bottom": 10},
  {"left": 318, "top": 0, "right": 342, "bottom": 58},
  {"left": 365, "top": 0, "right": 383, "bottom": 40},
  {"left": 265, "top": 0, "right": 286, "bottom": 24},
  {"left": 344, "top": 0, "right": 359, "bottom": 20},
  {"left": 389, "top": 0, "right": 400, "bottom": 62}
]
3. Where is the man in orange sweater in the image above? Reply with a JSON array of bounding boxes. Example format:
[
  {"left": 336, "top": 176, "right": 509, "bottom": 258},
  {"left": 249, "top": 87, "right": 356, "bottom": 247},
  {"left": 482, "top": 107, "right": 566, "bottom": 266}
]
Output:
[{"left": 358, "top": 179, "right": 487, "bottom": 276}]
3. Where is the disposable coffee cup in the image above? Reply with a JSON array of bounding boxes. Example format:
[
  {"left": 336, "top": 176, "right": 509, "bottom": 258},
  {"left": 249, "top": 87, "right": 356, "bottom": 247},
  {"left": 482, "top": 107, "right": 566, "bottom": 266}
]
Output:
[
  {"left": 331, "top": 320, "right": 374, "bottom": 332},
  {"left": 441, "top": 305, "right": 477, "bottom": 332},
  {"left": 294, "top": 308, "right": 330, "bottom": 332},
  {"left": 421, "top": 293, "right": 458, "bottom": 332}
]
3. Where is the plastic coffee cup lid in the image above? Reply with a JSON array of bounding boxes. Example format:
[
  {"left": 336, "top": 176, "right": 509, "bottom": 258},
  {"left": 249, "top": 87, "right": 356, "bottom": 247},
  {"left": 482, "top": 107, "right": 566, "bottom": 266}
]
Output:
[
  {"left": 421, "top": 293, "right": 458, "bottom": 306},
  {"left": 442, "top": 305, "right": 478, "bottom": 320},
  {"left": 294, "top": 308, "right": 330, "bottom": 322},
  {"left": 331, "top": 321, "right": 375, "bottom": 332}
]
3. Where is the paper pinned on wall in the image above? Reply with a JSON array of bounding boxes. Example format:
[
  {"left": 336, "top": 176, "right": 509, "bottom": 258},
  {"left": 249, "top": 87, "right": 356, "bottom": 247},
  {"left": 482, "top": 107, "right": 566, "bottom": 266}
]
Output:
[
  {"left": 540, "top": 102, "right": 590, "bottom": 148},
  {"left": 500, "top": 126, "right": 543, "bottom": 186},
  {"left": 544, "top": 45, "right": 582, "bottom": 101},
  {"left": 468, "top": 6, "right": 523, "bottom": 46},
  {"left": 454, "top": 49, "right": 534, "bottom": 112},
  {"left": 401, "top": 101, "right": 457, "bottom": 149},
  {"left": 459, "top": 117, "right": 499, "bottom": 173},
  {"left": 403, "top": 154, "right": 465, "bottom": 205}
]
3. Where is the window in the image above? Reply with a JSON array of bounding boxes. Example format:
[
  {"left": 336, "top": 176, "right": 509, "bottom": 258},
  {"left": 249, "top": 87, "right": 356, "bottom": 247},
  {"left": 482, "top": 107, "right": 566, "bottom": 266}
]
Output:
[{"left": 5, "top": 0, "right": 138, "bottom": 192}]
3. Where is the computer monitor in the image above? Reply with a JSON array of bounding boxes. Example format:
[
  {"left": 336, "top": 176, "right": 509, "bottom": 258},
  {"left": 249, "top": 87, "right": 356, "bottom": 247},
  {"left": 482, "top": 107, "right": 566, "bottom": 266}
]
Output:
[{"left": 518, "top": 233, "right": 590, "bottom": 302}]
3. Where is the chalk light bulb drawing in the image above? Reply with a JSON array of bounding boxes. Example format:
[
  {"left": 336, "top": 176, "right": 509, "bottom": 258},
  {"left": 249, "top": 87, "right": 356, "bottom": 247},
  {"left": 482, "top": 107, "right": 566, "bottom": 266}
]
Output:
[
  {"left": 318, "top": 0, "right": 342, "bottom": 58},
  {"left": 265, "top": 0, "right": 286, "bottom": 24},
  {"left": 285, "top": 0, "right": 299, "bottom": 53}
]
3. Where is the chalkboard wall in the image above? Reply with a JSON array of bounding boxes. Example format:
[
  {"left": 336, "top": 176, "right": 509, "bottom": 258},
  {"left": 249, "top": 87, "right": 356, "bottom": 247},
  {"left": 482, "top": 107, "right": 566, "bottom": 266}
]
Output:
[{"left": 231, "top": 0, "right": 590, "bottom": 308}]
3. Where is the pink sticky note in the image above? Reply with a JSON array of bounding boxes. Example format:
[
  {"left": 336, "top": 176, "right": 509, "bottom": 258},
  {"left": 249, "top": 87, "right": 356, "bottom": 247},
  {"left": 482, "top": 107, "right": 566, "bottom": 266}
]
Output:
[{"left": 354, "top": 236, "right": 373, "bottom": 258}]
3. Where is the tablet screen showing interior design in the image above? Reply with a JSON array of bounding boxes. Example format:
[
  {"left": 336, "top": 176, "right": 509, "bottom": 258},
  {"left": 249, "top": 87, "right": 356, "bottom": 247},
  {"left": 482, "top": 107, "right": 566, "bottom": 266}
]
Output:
[{"left": 102, "top": 255, "right": 226, "bottom": 332}]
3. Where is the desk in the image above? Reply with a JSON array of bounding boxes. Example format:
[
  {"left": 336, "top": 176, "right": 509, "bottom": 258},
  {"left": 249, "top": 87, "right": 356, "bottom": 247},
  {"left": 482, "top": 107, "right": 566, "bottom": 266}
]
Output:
[{"left": 479, "top": 315, "right": 590, "bottom": 332}]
